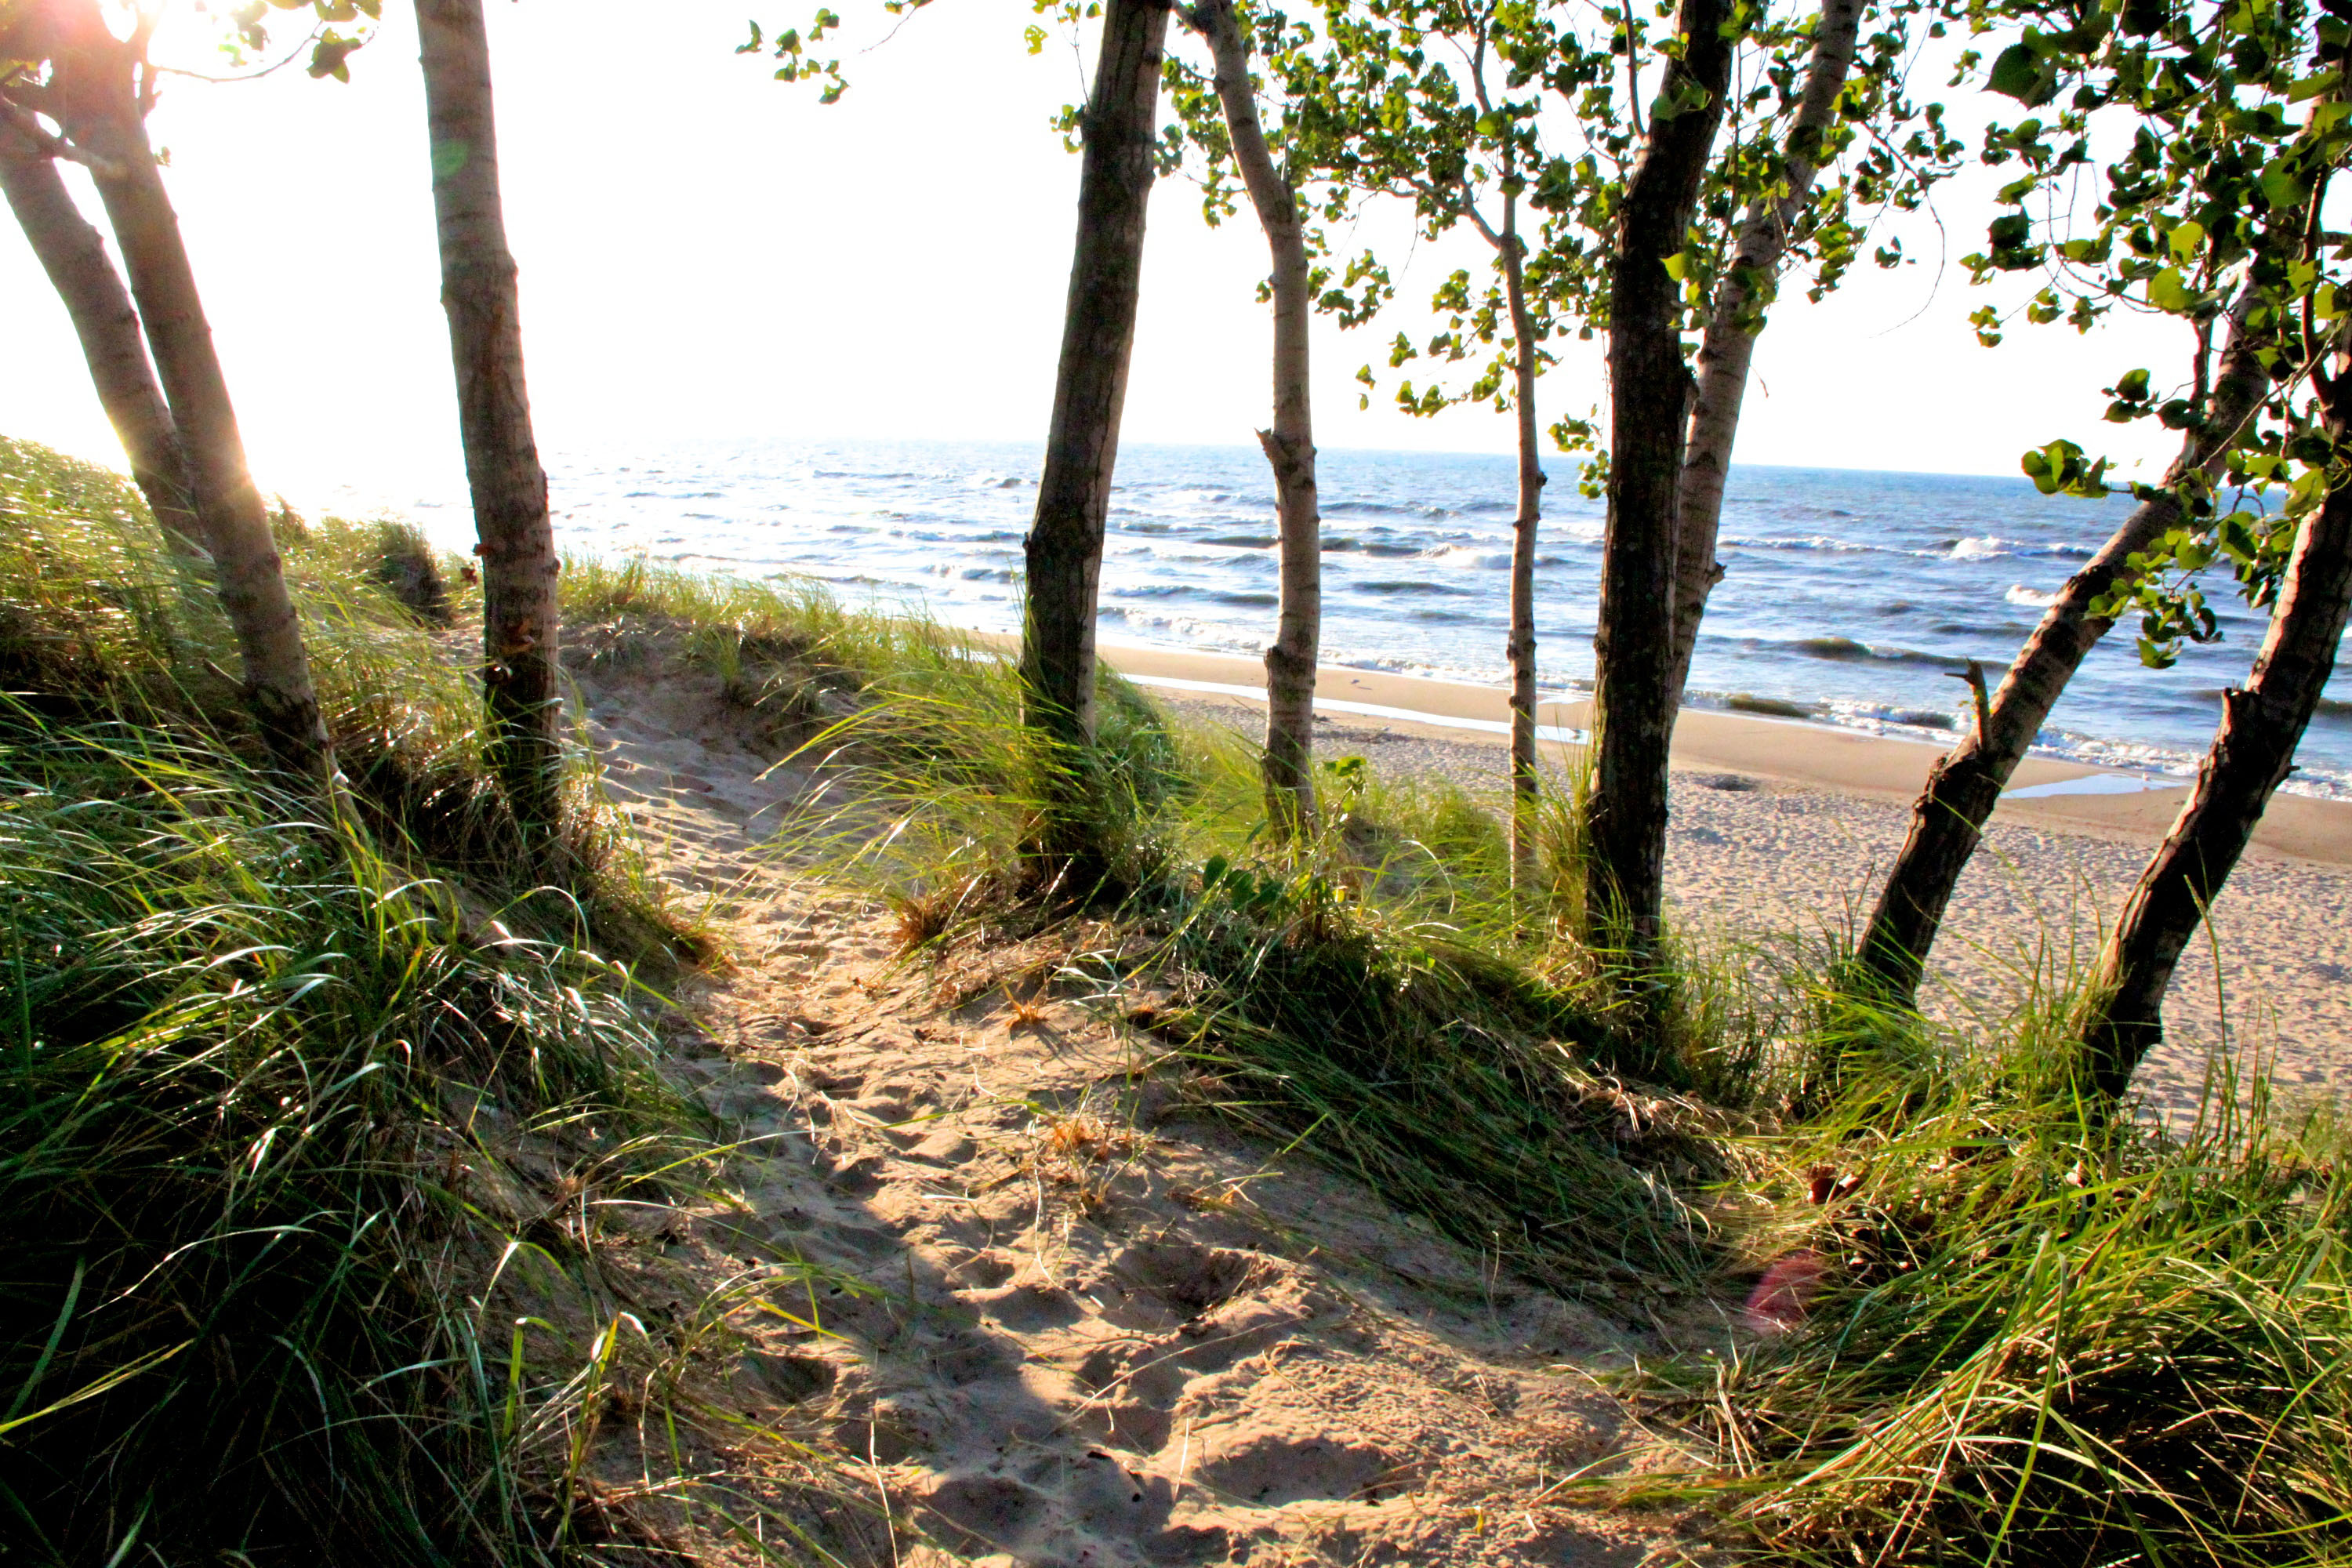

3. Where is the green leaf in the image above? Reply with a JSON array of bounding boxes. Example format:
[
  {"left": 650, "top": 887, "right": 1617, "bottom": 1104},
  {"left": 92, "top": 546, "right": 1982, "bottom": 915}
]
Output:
[
  {"left": 2289, "top": 69, "right": 2342, "bottom": 103},
  {"left": 1989, "top": 43, "right": 2058, "bottom": 106},
  {"left": 2146, "top": 267, "right": 2190, "bottom": 313},
  {"left": 2261, "top": 162, "right": 2310, "bottom": 212}
]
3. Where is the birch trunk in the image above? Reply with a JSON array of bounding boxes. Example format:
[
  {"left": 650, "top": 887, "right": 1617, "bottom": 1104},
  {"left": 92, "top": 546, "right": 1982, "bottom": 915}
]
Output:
[
  {"left": 2080, "top": 458, "right": 2352, "bottom": 1101},
  {"left": 416, "top": 0, "right": 564, "bottom": 847},
  {"left": 1192, "top": 0, "right": 1319, "bottom": 834},
  {"left": 45, "top": 9, "right": 330, "bottom": 782},
  {"left": 1500, "top": 220, "right": 1544, "bottom": 883},
  {"left": 0, "top": 113, "right": 201, "bottom": 553},
  {"left": 1586, "top": 0, "right": 1737, "bottom": 963},
  {"left": 1668, "top": 0, "right": 1862, "bottom": 699},
  {"left": 1854, "top": 301, "right": 2269, "bottom": 1000},
  {"left": 1022, "top": 0, "right": 1170, "bottom": 760}
]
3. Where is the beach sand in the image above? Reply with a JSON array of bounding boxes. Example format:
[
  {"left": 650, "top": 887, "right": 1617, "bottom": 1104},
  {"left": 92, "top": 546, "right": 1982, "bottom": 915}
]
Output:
[
  {"left": 1101, "top": 642, "right": 2352, "bottom": 1121},
  {"left": 555, "top": 634, "right": 2338, "bottom": 1559},
  {"left": 568, "top": 650, "right": 1688, "bottom": 1565}
]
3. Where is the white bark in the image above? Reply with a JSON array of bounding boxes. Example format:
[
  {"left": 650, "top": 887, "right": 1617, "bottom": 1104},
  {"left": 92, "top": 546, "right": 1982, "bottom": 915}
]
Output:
[{"left": 1193, "top": 0, "right": 1321, "bottom": 833}]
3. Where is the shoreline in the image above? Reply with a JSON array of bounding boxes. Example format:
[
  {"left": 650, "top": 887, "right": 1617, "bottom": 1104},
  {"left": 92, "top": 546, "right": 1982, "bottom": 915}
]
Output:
[{"left": 1088, "top": 638, "right": 2352, "bottom": 871}]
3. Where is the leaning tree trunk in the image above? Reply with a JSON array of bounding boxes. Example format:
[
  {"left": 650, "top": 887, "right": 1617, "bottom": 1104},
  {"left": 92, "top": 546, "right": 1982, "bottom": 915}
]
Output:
[
  {"left": 0, "top": 111, "right": 201, "bottom": 553},
  {"left": 417, "top": 0, "right": 564, "bottom": 849},
  {"left": 1853, "top": 299, "right": 2270, "bottom": 1000},
  {"left": 1022, "top": 0, "right": 1171, "bottom": 764},
  {"left": 2080, "top": 454, "right": 2352, "bottom": 1102},
  {"left": 1585, "top": 0, "right": 1737, "bottom": 965},
  {"left": 1668, "top": 0, "right": 1862, "bottom": 700},
  {"left": 42, "top": 11, "right": 330, "bottom": 783},
  {"left": 1193, "top": 0, "right": 1319, "bottom": 835},
  {"left": 1498, "top": 212, "right": 1544, "bottom": 884}
]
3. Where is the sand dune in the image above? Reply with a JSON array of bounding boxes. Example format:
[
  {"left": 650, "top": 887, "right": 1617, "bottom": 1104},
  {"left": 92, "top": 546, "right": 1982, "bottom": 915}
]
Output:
[{"left": 571, "top": 658, "right": 1689, "bottom": 1566}]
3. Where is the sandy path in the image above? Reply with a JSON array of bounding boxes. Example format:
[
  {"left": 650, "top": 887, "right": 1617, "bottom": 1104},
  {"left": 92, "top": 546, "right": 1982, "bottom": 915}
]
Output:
[
  {"left": 1163, "top": 696, "right": 2352, "bottom": 1121},
  {"left": 569, "top": 661, "right": 1691, "bottom": 1566}
]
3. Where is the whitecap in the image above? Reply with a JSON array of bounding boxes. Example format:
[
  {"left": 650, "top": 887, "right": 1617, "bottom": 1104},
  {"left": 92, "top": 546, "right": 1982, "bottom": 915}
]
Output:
[
  {"left": 1421, "top": 545, "right": 1514, "bottom": 569},
  {"left": 2006, "top": 584, "right": 2060, "bottom": 608}
]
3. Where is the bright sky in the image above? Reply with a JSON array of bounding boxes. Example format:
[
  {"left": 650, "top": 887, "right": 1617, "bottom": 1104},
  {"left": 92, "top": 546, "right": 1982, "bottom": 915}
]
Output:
[{"left": 0, "top": 0, "right": 2192, "bottom": 505}]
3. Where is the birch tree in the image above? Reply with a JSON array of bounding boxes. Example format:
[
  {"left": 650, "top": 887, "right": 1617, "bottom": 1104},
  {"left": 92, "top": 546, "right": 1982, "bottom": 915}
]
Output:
[
  {"left": 0, "top": 0, "right": 356, "bottom": 782},
  {"left": 416, "top": 0, "right": 563, "bottom": 850},
  {"left": 1313, "top": 0, "right": 1947, "bottom": 944},
  {"left": 742, "top": 0, "right": 1171, "bottom": 869},
  {"left": 2085, "top": 416, "right": 2352, "bottom": 1100},
  {"left": 1855, "top": 0, "right": 2350, "bottom": 1001},
  {"left": 1668, "top": 0, "right": 1866, "bottom": 698},
  {"left": 0, "top": 99, "right": 200, "bottom": 553},
  {"left": 1581, "top": 0, "right": 1743, "bottom": 966},
  {"left": 1297, "top": 0, "right": 1563, "bottom": 880},
  {"left": 1545, "top": 0, "right": 1951, "bottom": 971},
  {"left": 1022, "top": 0, "right": 1174, "bottom": 777},
  {"left": 1169, "top": 0, "right": 1328, "bottom": 835}
]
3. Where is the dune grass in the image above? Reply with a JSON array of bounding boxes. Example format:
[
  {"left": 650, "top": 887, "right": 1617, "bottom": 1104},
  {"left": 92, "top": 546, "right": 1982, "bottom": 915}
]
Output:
[
  {"left": 0, "top": 440, "right": 851, "bottom": 1565},
  {"left": 611, "top": 553, "right": 2352, "bottom": 1559},
  {"left": 0, "top": 436, "right": 699, "bottom": 963},
  {"left": 588, "top": 560, "right": 1750, "bottom": 1301},
  {"left": 1595, "top": 989, "right": 2352, "bottom": 1566},
  {"left": 13, "top": 434, "right": 2348, "bottom": 1565}
]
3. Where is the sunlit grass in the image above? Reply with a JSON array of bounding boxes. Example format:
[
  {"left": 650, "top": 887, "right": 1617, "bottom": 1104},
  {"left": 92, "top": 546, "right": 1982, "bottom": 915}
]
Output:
[{"left": 0, "top": 437, "right": 851, "bottom": 1563}]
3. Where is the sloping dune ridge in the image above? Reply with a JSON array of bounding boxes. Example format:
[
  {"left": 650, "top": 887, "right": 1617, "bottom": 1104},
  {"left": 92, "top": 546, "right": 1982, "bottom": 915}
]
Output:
[{"left": 574, "top": 655, "right": 1697, "bottom": 1565}]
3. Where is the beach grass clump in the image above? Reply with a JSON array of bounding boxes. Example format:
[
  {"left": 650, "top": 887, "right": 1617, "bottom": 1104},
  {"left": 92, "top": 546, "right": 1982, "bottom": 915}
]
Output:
[
  {"left": 557, "top": 553, "right": 1200, "bottom": 901},
  {"left": 0, "top": 437, "right": 869, "bottom": 1561},
  {"left": 0, "top": 435, "right": 694, "bottom": 960},
  {"left": 0, "top": 713, "right": 742, "bottom": 1563},
  {"left": 1147, "top": 861, "right": 1733, "bottom": 1298},
  {"left": 1612, "top": 1024, "right": 2352, "bottom": 1566}
]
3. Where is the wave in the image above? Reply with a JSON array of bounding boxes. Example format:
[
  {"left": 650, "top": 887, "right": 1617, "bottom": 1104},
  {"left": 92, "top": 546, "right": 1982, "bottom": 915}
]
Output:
[
  {"left": 1214, "top": 591, "right": 1279, "bottom": 608},
  {"left": 1719, "top": 533, "right": 1878, "bottom": 554},
  {"left": 1724, "top": 693, "right": 1818, "bottom": 719},
  {"left": 1421, "top": 545, "right": 1514, "bottom": 569},
  {"left": 2006, "top": 584, "right": 2061, "bottom": 608},
  {"left": 1949, "top": 535, "right": 2095, "bottom": 561},
  {"left": 889, "top": 527, "right": 1022, "bottom": 544},
  {"left": 1354, "top": 579, "right": 1476, "bottom": 596},
  {"left": 1789, "top": 636, "right": 1968, "bottom": 670},
  {"left": 1201, "top": 534, "right": 1277, "bottom": 549}
]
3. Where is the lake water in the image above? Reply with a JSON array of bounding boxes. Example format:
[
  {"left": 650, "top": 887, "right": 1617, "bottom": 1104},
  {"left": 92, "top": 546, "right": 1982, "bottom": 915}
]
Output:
[{"left": 370, "top": 436, "right": 2352, "bottom": 797}]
